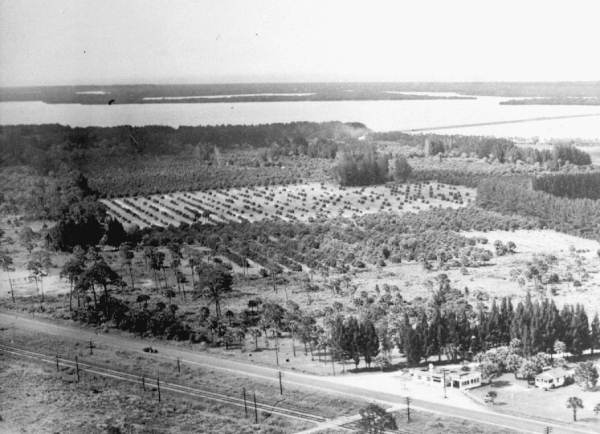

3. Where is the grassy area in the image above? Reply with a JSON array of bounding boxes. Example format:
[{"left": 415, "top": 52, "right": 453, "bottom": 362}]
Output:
[
  {"left": 0, "top": 330, "right": 519, "bottom": 434},
  {"left": 0, "top": 326, "right": 363, "bottom": 420},
  {"left": 0, "top": 353, "right": 310, "bottom": 434}
]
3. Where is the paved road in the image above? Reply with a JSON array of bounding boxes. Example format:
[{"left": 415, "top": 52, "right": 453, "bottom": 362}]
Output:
[{"left": 1, "top": 311, "right": 596, "bottom": 434}]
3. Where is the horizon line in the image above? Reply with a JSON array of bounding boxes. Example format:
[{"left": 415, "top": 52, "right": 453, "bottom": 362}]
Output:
[{"left": 2, "top": 79, "right": 600, "bottom": 90}]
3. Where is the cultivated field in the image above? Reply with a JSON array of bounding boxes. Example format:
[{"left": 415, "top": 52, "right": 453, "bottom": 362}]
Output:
[{"left": 101, "top": 181, "right": 475, "bottom": 228}]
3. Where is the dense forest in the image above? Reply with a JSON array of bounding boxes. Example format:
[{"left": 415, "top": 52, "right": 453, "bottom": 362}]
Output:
[
  {"left": 332, "top": 145, "right": 413, "bottom": 186},
  {"left": 477, "top": 176, "right": 600, "bottom": 239},
  {"left": 0, "top": 122, "right": 366, "bottom": 174},
  {"left": 533, "top": 172, "right": 600, "bottom": 199}
]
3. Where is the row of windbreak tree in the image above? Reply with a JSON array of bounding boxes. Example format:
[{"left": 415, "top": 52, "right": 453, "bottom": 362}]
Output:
[
  {"left": 333, "top": 144, "right": 412, "bottom": 186},
  {"left": 370, "top": 131, "right": 591, "bottom": 166},
  {"left": 327, "top": 280, "right": 600, "bottom": 368},
  {"left": 396, "top": 293, "right": 599, "bottom": 367},
  {"left": 532, "top": 172, "right": 600, "bottom": 199},
  {"left": 476, "top": 176, "right": 600, "bottom": 239}
]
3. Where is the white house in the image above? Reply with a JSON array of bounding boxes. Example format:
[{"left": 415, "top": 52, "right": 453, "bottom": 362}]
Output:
[
  {"left": 412, "top": 364, "right": 482, "bottom": 390},
  {"left": 534, "top": 367, "right": 573, "bottom": 390}
]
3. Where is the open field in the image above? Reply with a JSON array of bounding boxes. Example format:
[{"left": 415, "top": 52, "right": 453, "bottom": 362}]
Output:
[
  {"left": 101, "top": 181, "right": 474, "bottom": 228},
  {"left": 0, "top": 353, "right": 311, "bottom": 434}
]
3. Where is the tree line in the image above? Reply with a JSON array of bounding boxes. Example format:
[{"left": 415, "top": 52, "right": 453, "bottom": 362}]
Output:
[
  {"left": 333, "top": 144, "right": 412, "bottom": 186},
  {"left": 533, "top": 172, "right": 600, "bottom": 199},
  {"left": 397, "top": 287, "right": 599, "bottom": 367},
  {"left": 0, "top": 122, "right": 366, "bottom": 175},
  {"left": 369, "top": 131, "right": 591, "bottom": 166},
  {"left": 477, "top": 176, "right": 600, "bottom": 239}
]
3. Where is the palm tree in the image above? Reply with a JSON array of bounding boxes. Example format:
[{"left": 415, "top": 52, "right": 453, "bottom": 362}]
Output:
[
  {"left": 185, "top": 247, "right": 202, "bottom": 292},
  {"left": 197, "top": 265, "right": 232, "bottom": 320},
  {"left": 485, "top": 391, "right": 498, "bottom": 405},
  {"left": 60, "top": 257, "right": 85, "bottom": 311},
  {"left": 567, "top": 396, "right": 584, "bottom": 422},
  {"left": 0, "top": 250, "right": 15, "bottom": 303},
  {"left": 27, "top": 260, "right": 47, "bottom": 302},
  {"left": 164, "top": 289, "right": 176, "bottom": 305},
  {"left": 118, "top": 242, "right": 135, "bottom": 289},
  {"left": 249, "top": 328, "right": 262, "bottom": 350},
  {"left": 86, "top": 259, "right": 121, "bottom": 318}
]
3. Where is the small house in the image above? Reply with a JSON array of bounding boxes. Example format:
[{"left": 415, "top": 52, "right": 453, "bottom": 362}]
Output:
[{"left": 534, "top": 367, "right": 573, "bottom": 390}]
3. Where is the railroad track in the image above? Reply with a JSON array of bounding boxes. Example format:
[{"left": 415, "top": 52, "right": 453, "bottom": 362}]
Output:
[{"left": 0, "top": 343, "right": 331, "bottom": 427}]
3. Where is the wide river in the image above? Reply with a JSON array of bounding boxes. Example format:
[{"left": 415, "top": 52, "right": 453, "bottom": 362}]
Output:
[{"left": 1, "top": 96, "right": 600, "bottom": 140}]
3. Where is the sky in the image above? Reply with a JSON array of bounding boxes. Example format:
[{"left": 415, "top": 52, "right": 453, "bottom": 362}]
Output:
[{"left": 1, "top": 0, "right": 599, "bottom": 87}]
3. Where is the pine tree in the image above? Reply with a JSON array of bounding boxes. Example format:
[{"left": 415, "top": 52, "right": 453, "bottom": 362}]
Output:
[
  {"left": 487, "top": 300, "right": 500, "bottom": 347},
  {"left": 569, "top": 305, "right": 590, "bottom": 356},
  {"left": 359, "top": 319, "right": 380, "bottom": 368},
  {"left": 428, "top": 306, "right": 446, "bottom": 361},
  {"left": 591, "top": 314, "right": 600, "bottom": 355},
  {"left": 344, "top": 316, "right": 361, "bottom": 368}
]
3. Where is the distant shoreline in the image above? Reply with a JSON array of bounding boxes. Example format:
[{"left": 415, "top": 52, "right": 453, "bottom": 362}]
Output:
[
  {"left": 404, "top": 112, "right": 600, "bottom": 133},
  {"left": 0, "top": 94, "right": 475, "bottom": 105},
  {"left": 1, "top": 81, "right": 599, "bottom": 105},
  {"left": 501, "top": 97, "right": 600, "bottom": 106}
]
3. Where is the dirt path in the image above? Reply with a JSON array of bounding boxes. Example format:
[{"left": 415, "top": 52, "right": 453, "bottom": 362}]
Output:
[{"left": 0, "top": 311, "right": 596, "bottom": 434}]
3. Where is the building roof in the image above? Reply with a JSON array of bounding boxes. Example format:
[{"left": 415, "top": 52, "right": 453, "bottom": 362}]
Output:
[{"left": 536, "top": 368, "right": 572, "bottom": 379}]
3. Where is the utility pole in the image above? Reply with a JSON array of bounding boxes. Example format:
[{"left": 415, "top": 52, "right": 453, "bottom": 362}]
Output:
[
  {"left": 157, "top": 372, "right": 161, "bottom": 402},
  {"left": 253, "top": 392, "right": 258, "bottom": 423},
  {"left": 406, "top": 397, "right": 411, "bottom": 423},
  {"left": 177, "top": 358, "right": 181, "bottom": 374},
  {"left": 89, "top": 340, "right": 93, "bottom": 355},
  {"left": 142, "top": 375, "right": 146, "bottom": 391},
  {"left": 275, "top": 334, "right": 280, "bottom": 367},
  {"left": 243, "top": 387, "right": 248, "bottom": 417},
  {"left": 278, "top": 371, "right": 283, "bottom": 395},
  {"left": 544, "top": 427, "right": 552, "bottom": 434},
  {"left": 55, "top": 353, "right": 59, "bottom": 372},
  {"left": 75, "top": 356, "right": 80, "bottom": 383},
  {"left": 443, "top": 369, "right": 447, "bottom": 399},
  {"left": 331, "top": 348, "right": 335, "bottom": 376}
]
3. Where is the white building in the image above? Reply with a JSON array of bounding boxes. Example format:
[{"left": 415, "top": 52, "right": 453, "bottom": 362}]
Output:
[
  {"left": 412, "top": 364, "right": 482, "bottom": 390},
  {"left": 534, "top": 367, "right": 573, "bottom": 390}
]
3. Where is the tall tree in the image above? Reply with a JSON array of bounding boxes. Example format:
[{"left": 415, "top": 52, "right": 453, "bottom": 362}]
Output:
[
  {"left": 86, "top": 259, "right": 121, "bottom": 318},
  {"left": 0, "top": 250, "right": 15, "bottom": 303},
  {"left": 118, "top": 242, "right": 135, "bottom": 289},
  {"left": 359, "top": 318, "right": 380, "bottom": 368},
  {"left": 60, "top": 256, "right": 85, "bottom": 311},
  {"left": 197, "top": 265, "right": 233, "bottom": 319},
  {"left": 590, "top": 314, "right": 600, "bottom": 355},
  {"left": 566, "top": 396, "right": 584, "bottom": 422}
]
